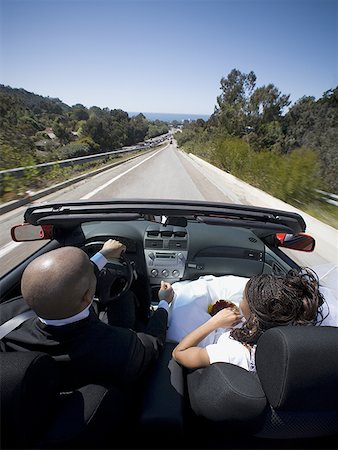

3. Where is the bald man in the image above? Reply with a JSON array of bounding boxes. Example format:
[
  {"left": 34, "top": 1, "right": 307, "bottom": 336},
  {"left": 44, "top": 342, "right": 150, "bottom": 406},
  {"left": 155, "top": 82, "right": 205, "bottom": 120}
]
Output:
[
  {"left": 0, "top": 240, "right": 174, "bottom": 390},
  {"left": 22, "top": 246, "right": 98, "bottom": 320}
]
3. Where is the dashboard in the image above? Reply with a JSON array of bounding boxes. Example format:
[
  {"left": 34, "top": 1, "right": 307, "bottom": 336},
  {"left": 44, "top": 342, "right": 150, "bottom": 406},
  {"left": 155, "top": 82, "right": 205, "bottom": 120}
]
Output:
[
  {"left": 144, "top": 224, "right": 188, "bottom": 282},
  {"left": 73, "top": 219, "right": 291, "bottom": 288}
]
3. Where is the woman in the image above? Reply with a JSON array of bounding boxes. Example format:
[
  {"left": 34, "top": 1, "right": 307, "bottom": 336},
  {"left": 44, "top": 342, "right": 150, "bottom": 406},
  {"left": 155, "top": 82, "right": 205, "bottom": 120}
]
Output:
[{"left": 172, "top": 269, "right": 326, "bottom": 372}]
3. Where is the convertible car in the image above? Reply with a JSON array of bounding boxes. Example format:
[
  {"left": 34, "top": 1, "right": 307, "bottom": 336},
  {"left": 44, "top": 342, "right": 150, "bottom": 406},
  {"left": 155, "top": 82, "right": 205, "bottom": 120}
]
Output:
[{"left": 1, "top": 199, "right": 337, "bottom": 449}]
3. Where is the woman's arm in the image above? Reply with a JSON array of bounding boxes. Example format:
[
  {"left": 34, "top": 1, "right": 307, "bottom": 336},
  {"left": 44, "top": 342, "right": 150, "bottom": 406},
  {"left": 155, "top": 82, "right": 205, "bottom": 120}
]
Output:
[{"left": 172, "top": 308, "right": 242, "bottom": 369}]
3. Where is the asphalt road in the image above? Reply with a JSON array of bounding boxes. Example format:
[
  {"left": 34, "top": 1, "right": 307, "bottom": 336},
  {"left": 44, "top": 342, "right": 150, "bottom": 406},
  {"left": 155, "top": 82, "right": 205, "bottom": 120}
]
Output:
[
  {"left": 0, "top": 143, "right": 225, "bottom": 276},
  {"left": 0, "top": 142, "right": 336, "bottom": 277}
]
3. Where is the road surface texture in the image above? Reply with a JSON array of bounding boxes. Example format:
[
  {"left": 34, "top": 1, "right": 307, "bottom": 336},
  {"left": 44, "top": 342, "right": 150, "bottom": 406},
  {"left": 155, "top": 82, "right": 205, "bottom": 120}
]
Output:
[{"left": 1, "top": 142, "right": 337, "bottom": 278}]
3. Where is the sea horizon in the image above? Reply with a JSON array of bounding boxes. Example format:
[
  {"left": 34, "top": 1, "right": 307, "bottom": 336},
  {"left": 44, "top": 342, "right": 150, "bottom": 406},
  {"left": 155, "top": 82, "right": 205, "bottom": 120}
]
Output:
[{"left": 128, "top": 111, "right": 210, "bottom": 122}]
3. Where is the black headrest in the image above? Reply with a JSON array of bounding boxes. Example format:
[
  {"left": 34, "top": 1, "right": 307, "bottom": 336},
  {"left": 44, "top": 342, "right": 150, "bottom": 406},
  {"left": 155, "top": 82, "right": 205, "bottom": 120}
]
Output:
[
  {"left": 187, "top": 363, "right": 267, "bottom": 427},
  {"left": 256, "top": 326, "right": 338, "bottom": 411}
]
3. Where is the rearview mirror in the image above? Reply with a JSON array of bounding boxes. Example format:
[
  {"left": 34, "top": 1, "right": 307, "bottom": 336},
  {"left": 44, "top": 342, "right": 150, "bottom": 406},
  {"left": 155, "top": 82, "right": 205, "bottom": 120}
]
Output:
[
  {"left": 164, "top": 216, "right": 188, "bottom": 227},
  {"left": 11, "top": 224, "right": 53, "bottom": 242},
  {"left": 275, "top": 233, "right": 315, "bottom": 252}
]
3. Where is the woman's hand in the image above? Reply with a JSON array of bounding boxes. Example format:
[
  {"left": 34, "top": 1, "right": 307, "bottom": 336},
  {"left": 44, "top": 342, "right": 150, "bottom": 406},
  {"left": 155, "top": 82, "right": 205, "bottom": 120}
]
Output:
[
  {"left": 209, "top": 307, "right": 242, "bottom": 329},
  {"left": 172, "top": 302, "right": 242, "bottom": 370}
]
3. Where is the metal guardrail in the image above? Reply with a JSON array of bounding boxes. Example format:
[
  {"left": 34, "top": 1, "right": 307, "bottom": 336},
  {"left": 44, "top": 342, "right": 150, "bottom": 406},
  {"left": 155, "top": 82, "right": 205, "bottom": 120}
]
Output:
[
  {"left": 316, "top": 189, "right": 338, "bottom": 207},
  {"left": 0, "top": 142, "right": 162, "bottom": 178},
  {"left": 0, "top": 145, "right": 166, "bottom": 215}
]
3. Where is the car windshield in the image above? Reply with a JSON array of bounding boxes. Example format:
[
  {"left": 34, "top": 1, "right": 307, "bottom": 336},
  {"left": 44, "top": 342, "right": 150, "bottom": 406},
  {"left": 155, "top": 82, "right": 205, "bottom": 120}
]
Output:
[{"left": 0, "top": 0, "right": 337, "bottom": 278}]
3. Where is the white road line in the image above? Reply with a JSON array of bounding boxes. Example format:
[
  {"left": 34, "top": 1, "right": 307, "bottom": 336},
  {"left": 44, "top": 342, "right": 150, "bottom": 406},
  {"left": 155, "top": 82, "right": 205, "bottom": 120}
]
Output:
[
  {"left": 0, "top": 148, "right": 165, "bottom": 258},
  {"left": 81, "top": 149, "right": 163, "bottom": 200},
  {"left": 0, "top": 241, "right": 23, "bottom": 258}
]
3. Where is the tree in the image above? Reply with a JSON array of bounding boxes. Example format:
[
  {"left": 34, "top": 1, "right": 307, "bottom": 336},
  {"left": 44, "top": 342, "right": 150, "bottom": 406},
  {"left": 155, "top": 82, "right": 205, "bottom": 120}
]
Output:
[
  {"left": 53, "top": 120, "right": 72, "bottom": 145},
  {"left": 284, "top": 88, "right": 338, "bottom": 192},
  {"left": 214, "top": 68, "right": 256, "bottom": 135},
  {"left": 129, "top": 114, "right": 149, "bottom": 143},
  {"left": 71, "top": 105, "right": 89, "bottom": 121},
  {"left": 249, "top": 84, "right": 290, "bottom": 124},
  {"left": 283, "top": 96, "right": 316, "bottom": 150},
  {"left": 146, "top": 121, "right": 169, "bottom": 139},
  {"left": 82, "top": 116, "right": 105, "bottom": 147}
]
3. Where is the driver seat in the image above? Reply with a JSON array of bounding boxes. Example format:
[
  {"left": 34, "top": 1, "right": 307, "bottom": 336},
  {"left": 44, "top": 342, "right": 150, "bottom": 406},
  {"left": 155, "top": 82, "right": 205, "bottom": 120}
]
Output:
[
  {"left": 0, "top": 291, "right": 143, "bottom": 449},
  {"left": 0, "top": 350, "right": 136, "bottom": 449}
]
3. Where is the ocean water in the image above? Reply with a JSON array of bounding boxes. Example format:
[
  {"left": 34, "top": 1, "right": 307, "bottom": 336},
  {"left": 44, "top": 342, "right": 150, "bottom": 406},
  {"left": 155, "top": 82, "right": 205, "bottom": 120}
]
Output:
[{"left": 128, "top": 111, "right": 210, "bottom": 122}]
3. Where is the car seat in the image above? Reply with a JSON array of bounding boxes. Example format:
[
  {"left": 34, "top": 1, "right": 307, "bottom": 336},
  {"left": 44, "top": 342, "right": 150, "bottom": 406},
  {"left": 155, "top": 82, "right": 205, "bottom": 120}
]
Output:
[
  {"left": 0, "top": 351, "right": 136, "bottom": 449},
  {"left": 0, "top": 351, "right": 58, "bottom": 448},
  {"left": 186, "top": 326, "right": 338, "bottom": 444}
]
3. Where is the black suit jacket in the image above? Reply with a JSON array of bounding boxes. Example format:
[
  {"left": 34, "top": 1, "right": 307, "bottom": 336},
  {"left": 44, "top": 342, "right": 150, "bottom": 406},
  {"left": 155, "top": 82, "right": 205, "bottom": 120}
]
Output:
[{"left": 0, "top": 297, "right": 168, "bottom": 390}]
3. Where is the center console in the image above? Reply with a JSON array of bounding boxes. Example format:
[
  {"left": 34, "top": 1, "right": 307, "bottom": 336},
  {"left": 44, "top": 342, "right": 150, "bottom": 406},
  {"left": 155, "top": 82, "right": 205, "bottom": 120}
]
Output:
[{"left": 144, "top": 224, "right": 188, "bottom": 284}]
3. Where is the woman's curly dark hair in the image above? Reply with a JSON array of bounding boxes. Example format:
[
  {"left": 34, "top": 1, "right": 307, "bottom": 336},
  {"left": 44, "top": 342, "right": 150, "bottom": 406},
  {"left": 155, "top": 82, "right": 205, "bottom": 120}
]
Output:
[{"left": 231, "top": 268, "right": 325, "bottom": 345}]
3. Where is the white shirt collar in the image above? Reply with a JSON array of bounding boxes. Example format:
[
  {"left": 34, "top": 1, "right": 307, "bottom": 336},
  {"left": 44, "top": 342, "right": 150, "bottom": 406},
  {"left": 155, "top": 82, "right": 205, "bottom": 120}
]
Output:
[{"left": 38, "top": 302, "right": 92, "bottom": 326}]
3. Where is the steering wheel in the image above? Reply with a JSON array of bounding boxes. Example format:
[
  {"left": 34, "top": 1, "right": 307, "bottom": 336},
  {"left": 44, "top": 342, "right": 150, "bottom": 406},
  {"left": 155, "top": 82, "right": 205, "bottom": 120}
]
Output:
[{"left": 82, "top": 241, "right": 134, "bottom": 305}]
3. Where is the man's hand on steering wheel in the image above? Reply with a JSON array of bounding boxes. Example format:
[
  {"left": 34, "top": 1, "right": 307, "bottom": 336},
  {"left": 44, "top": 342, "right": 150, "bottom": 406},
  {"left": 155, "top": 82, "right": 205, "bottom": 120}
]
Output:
[
  {"left": 83, "top": 239, "right": 132, "bottom": 305},
  {"left": 99, "top": 239, "right": 126, "bottom": 260}
]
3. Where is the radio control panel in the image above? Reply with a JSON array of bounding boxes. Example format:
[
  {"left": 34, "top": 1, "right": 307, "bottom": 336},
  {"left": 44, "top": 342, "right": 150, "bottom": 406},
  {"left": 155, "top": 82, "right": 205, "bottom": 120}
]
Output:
[{"left": 144, "top": 225, "right": 188, "bottom": 283}]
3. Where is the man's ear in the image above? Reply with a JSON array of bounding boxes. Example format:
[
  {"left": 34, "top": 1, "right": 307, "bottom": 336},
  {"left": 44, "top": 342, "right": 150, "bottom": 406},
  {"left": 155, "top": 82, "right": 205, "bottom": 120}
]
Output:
[{"left": 81, "top": 288, "right": 93, "bottom": 307}]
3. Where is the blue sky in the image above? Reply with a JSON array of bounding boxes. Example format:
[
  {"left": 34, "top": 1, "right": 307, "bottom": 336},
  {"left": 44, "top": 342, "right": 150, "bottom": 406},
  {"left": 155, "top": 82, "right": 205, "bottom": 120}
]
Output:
[{"left": 0, "top": 0, "right": 337, "bottom": 115}]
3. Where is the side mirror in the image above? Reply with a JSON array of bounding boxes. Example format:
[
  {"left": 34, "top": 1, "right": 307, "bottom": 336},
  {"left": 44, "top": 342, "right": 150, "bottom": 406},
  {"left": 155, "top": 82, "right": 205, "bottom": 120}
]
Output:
[
  {"left": 11, "top": 224, "right": 53, "bottom": 242},
  {"left": 275, "top": 233, "right": 315, "bottom": 252}
]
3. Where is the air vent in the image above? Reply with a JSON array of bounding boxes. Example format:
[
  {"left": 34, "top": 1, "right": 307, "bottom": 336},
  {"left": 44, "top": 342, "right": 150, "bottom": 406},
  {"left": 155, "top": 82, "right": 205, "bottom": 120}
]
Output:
[
  {"left": 147, "top": 230, "right": 160, "bottom": 237},
  {"left": 168, "top": 240, "right": 187, "bottom": 249},
  {"left": 249, "top": 237, "right": 257, "bottom": 243},
  {"left": 174, "top": 231, "right": 187, "bottom": 238},
  {"left": 161, "top": 230, "right": 173, "bottom": 237},
  {"left": 145, "top": 239, "right": 163, "bottom": 248}
]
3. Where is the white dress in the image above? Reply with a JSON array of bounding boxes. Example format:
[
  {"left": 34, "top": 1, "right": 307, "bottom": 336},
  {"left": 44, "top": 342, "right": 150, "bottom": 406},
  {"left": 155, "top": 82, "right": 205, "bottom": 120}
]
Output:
[
  {"left": 205, "top": 330, "right": 257, "bottom": 371},
  {"left": 166, "top": 275, "right": 249, "bottom": 347},
  {"left": 166, "top": 273, "right": 338, "bottom": 372}
]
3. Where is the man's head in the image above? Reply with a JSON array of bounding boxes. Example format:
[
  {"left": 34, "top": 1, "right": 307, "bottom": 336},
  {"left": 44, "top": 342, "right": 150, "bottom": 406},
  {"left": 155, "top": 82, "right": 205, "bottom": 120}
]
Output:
[{"left": 21, "top": 247, "right": 96, "bottom": 319}]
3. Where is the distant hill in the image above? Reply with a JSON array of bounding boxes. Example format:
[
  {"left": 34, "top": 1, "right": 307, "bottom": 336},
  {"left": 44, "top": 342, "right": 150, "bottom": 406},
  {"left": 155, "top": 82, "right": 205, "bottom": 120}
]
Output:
[
  {"left": 0, "top": 84, "right": 70, "bottom": 115},
  {"left": 0, "top": 84, "right": 169, "bottom": 170}
]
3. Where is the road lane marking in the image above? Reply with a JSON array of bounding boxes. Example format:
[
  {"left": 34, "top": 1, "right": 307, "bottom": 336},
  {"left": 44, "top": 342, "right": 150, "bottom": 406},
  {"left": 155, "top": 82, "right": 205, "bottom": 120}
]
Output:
[
  {"left": 81, "top": 149, "right": 163, "bottom": 200},
  {"left": 1, "top": 146, "right": 166, "bottom": 257},
  {"left": 0, "top": 241, "right": 23, "bottom": 258}
]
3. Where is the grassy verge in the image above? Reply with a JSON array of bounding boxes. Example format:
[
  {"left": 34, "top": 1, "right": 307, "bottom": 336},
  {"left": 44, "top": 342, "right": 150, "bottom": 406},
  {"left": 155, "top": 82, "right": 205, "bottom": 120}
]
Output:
[
  {"left": 300, "top": 203, "right": 338, "bottom": 230},
  {"left": 178, "top": 136, "right": 338, "bottom": 229}
]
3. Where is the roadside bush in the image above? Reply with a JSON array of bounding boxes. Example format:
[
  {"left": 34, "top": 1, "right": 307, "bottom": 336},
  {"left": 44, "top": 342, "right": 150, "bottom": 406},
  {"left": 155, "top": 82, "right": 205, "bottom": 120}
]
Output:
[
  {"left": 276, "top": 147, "right": 321, "bottom": 203},
  {"left": 22, "top": 165, "right": 40, "bottom": 190},
  {"left": 0, "top": 173, "right": 22, "bottom": 200},
  {"left": 56, "top": 141, "right": 92, "bottom": 160},
  {"left": 176, "top": 129, "right": 199, "bottom": 147},
  {"left": 44, "top": 164, "right": 71, "bottom": 183},
  {"left": 186, "top": 135, "right": 322, "bottom": 207},
  {"left": 212, "top": 137, "right": 251, "bottom": 174}
]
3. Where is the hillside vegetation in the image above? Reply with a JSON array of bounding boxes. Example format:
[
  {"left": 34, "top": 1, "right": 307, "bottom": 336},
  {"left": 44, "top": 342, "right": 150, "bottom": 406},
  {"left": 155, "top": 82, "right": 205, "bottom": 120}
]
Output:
[
  {"left": 0, "top": 76, "right": 337, "bottom": 228},
  {"left": 0, "top": 85, "right": 168, "bottom": 200},
  {"left": 176, "top": 69, "right": 337, "bottom": 226}
]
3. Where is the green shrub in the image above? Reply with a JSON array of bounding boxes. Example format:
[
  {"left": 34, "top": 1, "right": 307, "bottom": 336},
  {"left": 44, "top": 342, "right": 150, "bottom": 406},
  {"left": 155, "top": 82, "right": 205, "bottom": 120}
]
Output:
[
  {"left": 212, "top": 137, "right": 251, "bottom": 174},
  {"left": 56, "top": 142, "right": 92, "bottom": 159},
  {"left": 185, "top": 134, "right": 323, "bottom": 207}
]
